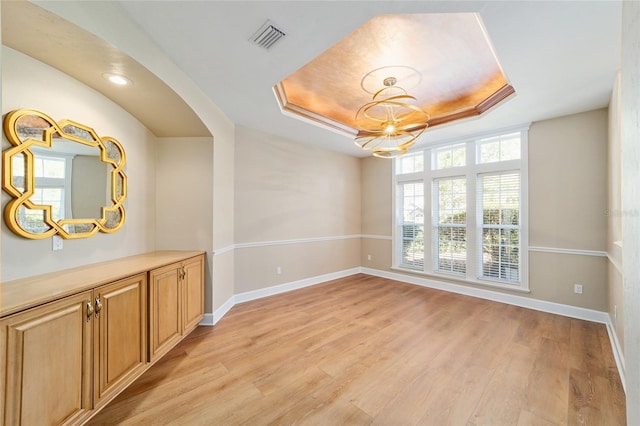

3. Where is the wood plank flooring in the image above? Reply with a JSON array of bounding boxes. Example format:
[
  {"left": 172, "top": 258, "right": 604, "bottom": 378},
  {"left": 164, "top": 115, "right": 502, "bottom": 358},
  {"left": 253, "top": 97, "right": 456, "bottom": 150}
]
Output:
[{"left": 87, "top": 274, "right": 626, "bottom": 425}]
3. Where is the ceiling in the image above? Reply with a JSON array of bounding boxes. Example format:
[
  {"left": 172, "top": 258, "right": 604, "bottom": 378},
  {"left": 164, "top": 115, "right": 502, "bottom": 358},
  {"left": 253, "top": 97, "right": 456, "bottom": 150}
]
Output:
[
  {"left": 276, "top": 13, "right": 514, "bottom": 136},
  {"left": 3, "top": 1, "right": 622, "bottom": 157},
  {"left": 116, "top": 0, "right": 621, "bottom": 156},
  {"left": 1, "top": 0, "right": 210, "bottom": 138}
]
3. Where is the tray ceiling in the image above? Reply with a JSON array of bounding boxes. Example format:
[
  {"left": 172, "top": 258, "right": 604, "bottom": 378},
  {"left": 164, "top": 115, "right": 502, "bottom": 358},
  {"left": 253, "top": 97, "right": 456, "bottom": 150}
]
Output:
[{"left": 275, "top": 13, "right": 514, "bottom": 136}]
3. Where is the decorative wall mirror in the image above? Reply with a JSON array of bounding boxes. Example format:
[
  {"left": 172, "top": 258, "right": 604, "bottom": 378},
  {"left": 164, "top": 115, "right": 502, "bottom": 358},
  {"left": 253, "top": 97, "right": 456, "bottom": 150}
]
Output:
[{"left": 2, "top": 109, "right": 127, "bottom": 239}]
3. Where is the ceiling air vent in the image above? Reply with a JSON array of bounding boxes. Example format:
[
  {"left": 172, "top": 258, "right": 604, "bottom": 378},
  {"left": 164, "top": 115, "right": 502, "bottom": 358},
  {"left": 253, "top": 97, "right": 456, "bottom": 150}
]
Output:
[{"left": 250, "top": 20, "right": 286, "bottom": 50}]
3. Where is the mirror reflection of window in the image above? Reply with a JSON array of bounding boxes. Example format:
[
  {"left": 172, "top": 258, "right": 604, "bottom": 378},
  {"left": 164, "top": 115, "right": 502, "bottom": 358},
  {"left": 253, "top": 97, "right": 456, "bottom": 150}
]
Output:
[
  {"left": 15, "top": 143, "right": 111, "bottom": 233},
  {"left": 3, "top": 110, "right": 128, "bottom": 238},
  {"left": 11, "top": 154, "right": 25, "bottom": 186},
  {"left": 30, "top": 152, "right": 73, "bottom": 223}
]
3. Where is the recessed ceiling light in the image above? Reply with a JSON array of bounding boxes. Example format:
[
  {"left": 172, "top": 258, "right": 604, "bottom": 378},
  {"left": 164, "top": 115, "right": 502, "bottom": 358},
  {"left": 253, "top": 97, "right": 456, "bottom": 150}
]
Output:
[{"left": 103, "top": 73, "right": 132, "bottom": 86}]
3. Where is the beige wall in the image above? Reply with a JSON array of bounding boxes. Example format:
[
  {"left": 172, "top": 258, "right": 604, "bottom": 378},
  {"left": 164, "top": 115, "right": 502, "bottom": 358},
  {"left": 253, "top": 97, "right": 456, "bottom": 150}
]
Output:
[
  {"left": 361, "top": 157, "right": 392, "bottom": 237},
  {"left": 31, "top": 1, "right": 237, "bottom": 316},
  {"left": 155, "top": 137, "right": 214, "bottom": 312},
  {"left": 235, "top": 239, "right": 361, "bottom": 293},
  {"left": 609, "top": 262, "right": 624, "bottom": 350},
  {"left": 360, "top": 109, "right": 609, "bottom": 311},
  {"left": 234, "top": 126, "right": 361, "bottom": 293},
  {"left": 621, "top": 2, "right": 640, "bottom": 422},
  {"left": 528, "top": 109, "right": 608, "bottom": 311},
  {"left": 212, "top": 124, "right": 235, "bottom": 312},
  {"left": 1, "top": 47, "right": 157, "bottom": 281},
  {"left": 607, "top": 73, "right": 624, "bottom": 353},
  {"left": 1, "top": 45, "right": 232, "bottom": 316},
  {"left": 71, "top": 155, "right": 110, "bottom": 219},
  {"left": 528, "top": 109, "right": 607, "bottom": 251},
  {"left": 361, "top": 156, "right": 393, "bottom": 270}
]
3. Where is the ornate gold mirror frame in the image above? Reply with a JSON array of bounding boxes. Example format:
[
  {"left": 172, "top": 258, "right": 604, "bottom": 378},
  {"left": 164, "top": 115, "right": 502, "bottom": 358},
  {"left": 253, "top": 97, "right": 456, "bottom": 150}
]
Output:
[{"left": 2, "top": 109, "right": 127, "bottom": 239}]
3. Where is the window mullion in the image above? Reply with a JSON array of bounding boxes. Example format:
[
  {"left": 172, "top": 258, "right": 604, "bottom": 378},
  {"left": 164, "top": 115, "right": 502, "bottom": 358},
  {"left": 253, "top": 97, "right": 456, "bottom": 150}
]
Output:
[
  {"left": 392, "top": 126, "right": 527, "bottom": 290},
  {"left": 467, "top": 171, "right": 477, "bottom": 281},
  {"left": 422, "top": 148, "right": 431, "bottom": 275}
]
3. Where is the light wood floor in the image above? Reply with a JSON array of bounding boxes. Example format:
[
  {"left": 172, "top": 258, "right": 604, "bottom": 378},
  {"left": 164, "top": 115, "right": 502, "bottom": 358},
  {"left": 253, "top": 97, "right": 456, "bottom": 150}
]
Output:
[{"left": 88, "top": 274, "right": 626, "bottom": 425}]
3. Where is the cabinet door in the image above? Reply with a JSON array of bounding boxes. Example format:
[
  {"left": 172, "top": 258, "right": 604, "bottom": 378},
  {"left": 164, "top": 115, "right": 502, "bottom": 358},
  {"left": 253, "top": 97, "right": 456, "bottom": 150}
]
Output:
[
  {"left": 149, "top": 264, "right": 182, "bottom": 362},
  {"left": 93, "top": 274, "right": 147, "bottom": 407},
  {"left": 0, "top": 291, "right": 93, "bottom": 426},
  {"left": 182, "top": 255, "right": 205, "bottom": 333}
]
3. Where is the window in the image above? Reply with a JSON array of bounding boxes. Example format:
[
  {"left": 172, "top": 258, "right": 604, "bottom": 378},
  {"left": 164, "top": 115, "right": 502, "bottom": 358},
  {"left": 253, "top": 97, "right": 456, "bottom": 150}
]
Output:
[
  {"left": 397, "top": 151, "right": 424, "bottom": 174},
  {"left": 433, "top": 177, "right": 466, "bottom": 274},
  {"left": 394, "top": 127, "right": 528, "bottom": 290},
  {"left": 15, "top": 153, "right": 73, "bottom": 232},
  {"left": 32, "top": 155, "right": 68, "bottom": 221},
  {"left": 398, "top": 181, "right": 424, "bottom": 269},
  {"left": 433, "top": 143, "right": 466, "bottom": 170},
  {"left": 478, "top": 172, "right": 520, "bottom": 283},
  {"left": 477, "top": 132, "right": 521, "bottom": 164}
]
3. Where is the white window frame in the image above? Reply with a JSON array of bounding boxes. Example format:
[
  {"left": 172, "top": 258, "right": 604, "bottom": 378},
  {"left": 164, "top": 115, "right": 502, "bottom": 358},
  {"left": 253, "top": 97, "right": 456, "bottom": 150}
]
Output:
[
  {"left": 396, "top": 180, "right": 426, "bottom": 270},
  {"left": 392, "top": 125, "right": 529, "bottom": 292},
  {"left": 28, "top": 149, "right": 74, "bottom": 220},
  {"left": 432, "top": 175, "right": 467, "bottom": 276}
]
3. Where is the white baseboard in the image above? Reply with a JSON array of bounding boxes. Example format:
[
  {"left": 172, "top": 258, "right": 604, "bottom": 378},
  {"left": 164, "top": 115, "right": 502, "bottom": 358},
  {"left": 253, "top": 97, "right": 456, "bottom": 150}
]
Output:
[
  {"left": 202, "top": 295, "right": 235, "bottom": 326},
  {"left": 362, "top": 267, "right": 627, "bottom": 394},
  {"left": 605, "top": 314, "right": 627, "bottom": 393},
  {"left": 198, "top": 266, "right": 626, "bottom": 394},
  {"left": 204, "top": 266, "right": 612, "bottom": 324},
  {"left": 213, "top": 295, "right": 235, "bottom": 325},
  {"left": 200, "top": 267, "right": 361, "bottom": 326},
  {"left": 361, "top": 267, "right": 609, "bottom": 323},
  {"left": 199, "top": 313, "right": 215, "bottom": 326},
  {"left": 234, "top": 267, "right": 361, "bottom": 304}
]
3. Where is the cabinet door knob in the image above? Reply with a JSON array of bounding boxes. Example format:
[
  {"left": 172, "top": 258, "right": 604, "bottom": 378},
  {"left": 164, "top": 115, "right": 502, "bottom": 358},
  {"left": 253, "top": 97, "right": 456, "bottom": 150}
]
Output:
[
  {"left": 86, "top": 300, "right": 94, "bottom": 322},
  {"left": 95, "top": 297, "right": 103, "bottom": 318}
]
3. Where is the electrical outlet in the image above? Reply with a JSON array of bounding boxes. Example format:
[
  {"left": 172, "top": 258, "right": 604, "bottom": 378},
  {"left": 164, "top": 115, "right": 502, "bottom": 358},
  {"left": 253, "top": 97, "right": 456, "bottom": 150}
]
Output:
[
  {"left": 52, "top": 236, "right": 63, "bottom": 251},
  {"left": 574, "top": 283, "right": 583, "bottom": 294},
  {"left": 367, "top": 254, "right": 372, "bottom": 261},
  {"left": 276, "top": 266, "right": 282, "bottom": 275}
]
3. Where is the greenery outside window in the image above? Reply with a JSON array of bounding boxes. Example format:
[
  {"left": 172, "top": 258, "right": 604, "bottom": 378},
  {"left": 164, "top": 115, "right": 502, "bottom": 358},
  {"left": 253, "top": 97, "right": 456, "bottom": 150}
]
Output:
[
  {"left": 398, "top": 181, "right": 425, "bottom": 269},
  {"left": 393, "top": 127, "right": 529, "bottom": 291},
  {"left": 433, "top": 177, "right": 467, "bottom": 275}
]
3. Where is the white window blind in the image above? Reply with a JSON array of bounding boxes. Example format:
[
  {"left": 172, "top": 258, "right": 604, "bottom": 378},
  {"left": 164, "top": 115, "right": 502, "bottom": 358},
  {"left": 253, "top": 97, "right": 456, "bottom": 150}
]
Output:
[
  {"left": 433, "top": 177, "right": 467, "bottom": 275},
  {"left": 393, "top": 126, "right": 527, "bottom": 290},
  {"left": 477, "top": 172, "right": 521, "bottom": 283},
  {"left": 399, "top": 182, "right": 424, "bottom": 269}
]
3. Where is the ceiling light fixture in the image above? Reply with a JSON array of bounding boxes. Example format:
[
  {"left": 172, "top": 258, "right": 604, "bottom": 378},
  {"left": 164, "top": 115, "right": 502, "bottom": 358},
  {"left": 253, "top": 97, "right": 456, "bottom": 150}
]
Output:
[
  {"left": 103, "top": 73, "right": 132, "bottom": 86},
  {"left": 355, "top": 70, "right": 430, "bottom": 158}
]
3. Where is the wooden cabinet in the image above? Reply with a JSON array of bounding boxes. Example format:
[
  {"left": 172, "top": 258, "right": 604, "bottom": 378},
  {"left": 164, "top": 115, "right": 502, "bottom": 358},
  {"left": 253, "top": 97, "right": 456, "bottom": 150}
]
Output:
[
  {"left": 149, "top": 263, "right": 182, "bottom": 362},
  {"left": 182, "top": 256, "right": 205, "bottom": 333},
  {"left": 93, "top": 274, "right": 147, "bottom": 408},
  {"left": 149, "top": 255, "right": 204, "bottom": 362},
  {"left": 0, "top": 274, "right": 147, "bottom": 425},
  {"left": 0, "top": 291, "right": 93, "bottom": 425},
  {"left": 0, "top": 250, "right": 205, "bottom": 426}
]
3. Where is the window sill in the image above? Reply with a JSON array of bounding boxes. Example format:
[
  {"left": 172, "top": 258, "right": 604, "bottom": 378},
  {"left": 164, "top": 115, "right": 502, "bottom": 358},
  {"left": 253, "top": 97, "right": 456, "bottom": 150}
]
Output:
[{"left": 390, "top": 266, "right": 531, "bottom": 294}]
